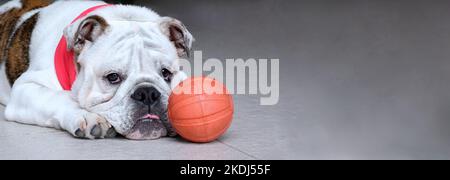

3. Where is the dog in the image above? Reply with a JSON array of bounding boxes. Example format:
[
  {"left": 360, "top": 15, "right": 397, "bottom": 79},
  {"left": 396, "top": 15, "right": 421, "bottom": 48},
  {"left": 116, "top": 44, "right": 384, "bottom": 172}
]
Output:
[{"left": 0, "top": 0, "right": 193, "bottom": 140}]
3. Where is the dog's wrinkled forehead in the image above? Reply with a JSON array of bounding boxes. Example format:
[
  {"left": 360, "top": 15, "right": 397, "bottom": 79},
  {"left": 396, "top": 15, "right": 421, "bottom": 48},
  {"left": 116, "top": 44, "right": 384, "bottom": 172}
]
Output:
[
  {"left": 66, "top": 5, "right": 194, "bottom": 66},
  {"left": 79, "top": 20, "right": 178, "bottom": 72},
  {"left": 108, "top": 20, "right": 174, "bottom": 49}
]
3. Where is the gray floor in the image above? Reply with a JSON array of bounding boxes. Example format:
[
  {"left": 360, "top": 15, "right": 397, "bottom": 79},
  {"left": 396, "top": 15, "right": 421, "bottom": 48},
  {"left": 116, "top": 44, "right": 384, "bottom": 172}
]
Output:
[{"left": 1, "top": 0, "right": 450, "bottom": 160}]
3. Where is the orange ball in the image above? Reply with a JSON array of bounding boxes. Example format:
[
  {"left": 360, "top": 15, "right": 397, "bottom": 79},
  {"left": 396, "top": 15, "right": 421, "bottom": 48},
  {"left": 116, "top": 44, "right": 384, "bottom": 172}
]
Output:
[{"left": 168, "top": 77, "right": 234, "bottom": 143}]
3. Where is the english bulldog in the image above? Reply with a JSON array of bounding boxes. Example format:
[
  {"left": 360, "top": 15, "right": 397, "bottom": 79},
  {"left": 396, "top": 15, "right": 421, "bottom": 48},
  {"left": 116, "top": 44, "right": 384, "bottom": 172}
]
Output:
[{"left": 0, "top": 0, "right": 193, "bottom": 140}]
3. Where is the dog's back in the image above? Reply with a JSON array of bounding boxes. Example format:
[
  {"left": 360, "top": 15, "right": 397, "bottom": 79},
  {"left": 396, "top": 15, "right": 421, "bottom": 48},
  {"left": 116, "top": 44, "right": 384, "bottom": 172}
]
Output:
[{"left": 0, "top": 0, "right": 51, "bottom": 105}]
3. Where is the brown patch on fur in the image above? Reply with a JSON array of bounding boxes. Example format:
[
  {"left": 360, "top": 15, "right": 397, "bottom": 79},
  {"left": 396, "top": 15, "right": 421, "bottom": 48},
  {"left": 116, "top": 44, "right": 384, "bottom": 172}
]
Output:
[
  {"left": 0, "top": 0, "right": 51, "bottom": 84},
  {"left": 20, "top": 0, "right": 52, "bottom": 10},
  {"left": 6, "top": 13, "right": 38, "bottom": 84}
]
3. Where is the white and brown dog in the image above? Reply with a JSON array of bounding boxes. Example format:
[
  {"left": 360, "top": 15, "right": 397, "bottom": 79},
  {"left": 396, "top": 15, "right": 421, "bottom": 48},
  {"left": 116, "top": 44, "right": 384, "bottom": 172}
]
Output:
[{"left": 0, "top": 0, "right": 193, "bottom": 140}]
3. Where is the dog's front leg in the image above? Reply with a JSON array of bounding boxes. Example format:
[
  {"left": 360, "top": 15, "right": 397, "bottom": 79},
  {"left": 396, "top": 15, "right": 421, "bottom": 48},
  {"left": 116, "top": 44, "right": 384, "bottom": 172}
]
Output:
[{"left": 4, "top": 81, "right": 116, "bottom": 139}]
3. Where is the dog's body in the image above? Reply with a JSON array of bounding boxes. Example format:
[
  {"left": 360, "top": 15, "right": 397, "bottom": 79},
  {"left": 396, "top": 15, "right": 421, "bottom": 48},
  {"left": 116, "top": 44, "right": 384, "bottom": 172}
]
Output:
[{"left": 0, "top": 0, "right": 193, "bottom": 140}]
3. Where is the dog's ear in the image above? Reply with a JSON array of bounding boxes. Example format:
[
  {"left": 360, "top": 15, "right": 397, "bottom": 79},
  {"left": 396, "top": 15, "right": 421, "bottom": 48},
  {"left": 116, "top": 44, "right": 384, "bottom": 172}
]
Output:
[
  {"left": 159, "top": 17, "right": 194, "bottom": 57},
  {"left": 64, "top": 15, "right": 109, "bottom": 53}
]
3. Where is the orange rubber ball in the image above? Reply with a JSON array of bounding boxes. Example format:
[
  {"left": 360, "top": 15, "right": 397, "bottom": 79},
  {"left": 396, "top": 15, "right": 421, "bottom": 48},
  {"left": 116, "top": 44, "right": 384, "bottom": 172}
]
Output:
[{"left": 168, "top": 77, "right": 234, "bottom": 143}]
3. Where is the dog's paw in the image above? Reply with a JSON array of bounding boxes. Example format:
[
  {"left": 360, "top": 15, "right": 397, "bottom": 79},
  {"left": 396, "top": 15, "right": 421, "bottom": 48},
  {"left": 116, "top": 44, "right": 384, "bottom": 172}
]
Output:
[{"left": 73, "top": 113, "right": 117, "bottom": 139}]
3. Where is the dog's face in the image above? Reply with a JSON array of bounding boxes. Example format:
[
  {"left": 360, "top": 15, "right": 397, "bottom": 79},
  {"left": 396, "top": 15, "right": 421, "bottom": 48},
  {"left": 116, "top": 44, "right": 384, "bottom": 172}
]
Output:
[{"left": 64, "top": 9, "right": 193, "bottom": 140}]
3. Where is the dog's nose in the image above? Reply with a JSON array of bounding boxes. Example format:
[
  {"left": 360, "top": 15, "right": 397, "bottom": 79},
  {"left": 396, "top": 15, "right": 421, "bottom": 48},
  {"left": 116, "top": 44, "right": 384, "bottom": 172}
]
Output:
[{"left": 131, "top": 87, "right": 161, "bottom": 106}]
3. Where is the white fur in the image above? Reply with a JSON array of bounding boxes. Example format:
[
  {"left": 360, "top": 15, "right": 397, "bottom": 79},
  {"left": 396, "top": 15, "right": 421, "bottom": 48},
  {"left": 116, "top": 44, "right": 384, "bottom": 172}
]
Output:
[
  {"left": 0, "top": 62, "right": 10, "bottom": 106},
  {"left": 0, "top": 0, "right": 22, "bottom": 14},
  {"left": 1, "top": 0, "right": 192, "bottom": 140},
  {"left": 15, "top": 8, "right": 43, "bottom": 30}
]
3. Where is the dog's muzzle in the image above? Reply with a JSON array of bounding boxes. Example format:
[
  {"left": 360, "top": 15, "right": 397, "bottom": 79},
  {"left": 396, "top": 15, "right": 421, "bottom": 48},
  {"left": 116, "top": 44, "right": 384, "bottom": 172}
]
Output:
[{"left": 126, "top": 86, "right": 169, "bottom": 140}]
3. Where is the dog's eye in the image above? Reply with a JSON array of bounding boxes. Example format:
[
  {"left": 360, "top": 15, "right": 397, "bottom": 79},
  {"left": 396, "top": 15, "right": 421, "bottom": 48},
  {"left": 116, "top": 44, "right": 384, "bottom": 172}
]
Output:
[
  {"left": 161, "top": 68, "right": 173, "bottom": 82},
  {"left": 106, "top": 73, "right": 122, "bottom": 84}
]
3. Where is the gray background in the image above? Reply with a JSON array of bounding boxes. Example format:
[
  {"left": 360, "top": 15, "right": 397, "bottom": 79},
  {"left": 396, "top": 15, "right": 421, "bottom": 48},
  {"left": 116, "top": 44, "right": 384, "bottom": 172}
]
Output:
[{"left": 1, "top": 0, "right": 450, "bottom": 159}]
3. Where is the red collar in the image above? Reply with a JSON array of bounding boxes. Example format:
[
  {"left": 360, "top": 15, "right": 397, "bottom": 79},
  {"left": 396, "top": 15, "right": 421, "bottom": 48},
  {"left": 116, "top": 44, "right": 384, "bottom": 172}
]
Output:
[{"left": 54, "top": 4, "right": 111, "bottom": 91}]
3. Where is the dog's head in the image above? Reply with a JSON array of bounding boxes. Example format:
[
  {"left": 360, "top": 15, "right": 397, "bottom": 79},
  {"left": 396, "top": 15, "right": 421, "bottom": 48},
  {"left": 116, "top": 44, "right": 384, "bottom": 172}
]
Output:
[{"left": 64, "top": 5, "right": 193, "bottom": 140}]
